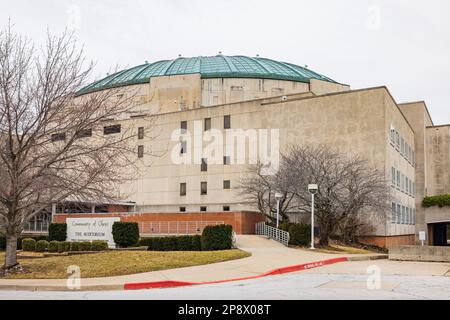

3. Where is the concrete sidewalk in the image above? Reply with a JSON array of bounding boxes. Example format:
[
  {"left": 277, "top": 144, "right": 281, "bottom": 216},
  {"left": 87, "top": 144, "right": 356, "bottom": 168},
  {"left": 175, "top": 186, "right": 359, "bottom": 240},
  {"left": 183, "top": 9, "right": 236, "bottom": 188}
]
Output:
[{"left": 0, "top": 236, "right": 385, "bottom": 291}]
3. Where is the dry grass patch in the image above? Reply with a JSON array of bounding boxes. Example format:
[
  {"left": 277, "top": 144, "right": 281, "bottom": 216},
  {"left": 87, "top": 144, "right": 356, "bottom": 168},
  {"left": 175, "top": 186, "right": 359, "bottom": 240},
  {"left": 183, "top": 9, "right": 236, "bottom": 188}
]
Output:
[{"left": 0, "top": 250, "right": 250, "bottom": 279}]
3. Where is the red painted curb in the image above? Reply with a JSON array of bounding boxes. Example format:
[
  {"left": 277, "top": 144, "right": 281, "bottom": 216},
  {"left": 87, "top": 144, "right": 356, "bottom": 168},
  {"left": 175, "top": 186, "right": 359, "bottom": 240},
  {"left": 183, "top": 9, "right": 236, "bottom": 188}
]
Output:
[{"left": 124, "top": 257, "right": 349, "bottom": 291}]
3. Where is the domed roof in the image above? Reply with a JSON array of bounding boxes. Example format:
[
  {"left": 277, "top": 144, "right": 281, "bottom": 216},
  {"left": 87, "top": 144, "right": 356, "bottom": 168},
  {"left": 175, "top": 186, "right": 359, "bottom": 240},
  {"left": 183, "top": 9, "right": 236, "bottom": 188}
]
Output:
[{"left": 78, "top": 55, "right": 337, "bottom": 95}]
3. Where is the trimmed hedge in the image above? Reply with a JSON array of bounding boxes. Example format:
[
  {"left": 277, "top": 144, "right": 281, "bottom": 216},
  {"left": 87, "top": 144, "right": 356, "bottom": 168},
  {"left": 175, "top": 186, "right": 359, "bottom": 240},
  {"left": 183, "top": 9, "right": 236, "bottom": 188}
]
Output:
[
  {"left": 288, "top": 224, "right": 311, "bottom": 247},
  {"left": 49, "top": 223, "right": 67, "bottom": 241},
  {"left": 112, "top": 222, "right": 139, "bottom": 248},
  {"left": 48, "top": 241, "right": 60, "bottom": 253},
  {"left": 91, "top": 240, "right": 108, "bottom": 251},
  {"left": 140, "top": 236, "right": 202, "bottom": 251},
  {"left": 78, "top": 241, "right": 92, "bottom": 251},
  {"left": 22, "top": 238, "right": 37, "bottom": 252},
  {"left": 201, "top": 225, "right": 233, "bottom": 251},
  {"left": 423, "top": 195, "right": 450, "bottom": 208},
  {"left": 35, "top": 240, "right": 49, "bottom": 252},
  {"left": 70, "top": 242, "right": 80, "bottom": 252},
  {"left": 58, "top": 241, "right": 71, "bottom": 253}
]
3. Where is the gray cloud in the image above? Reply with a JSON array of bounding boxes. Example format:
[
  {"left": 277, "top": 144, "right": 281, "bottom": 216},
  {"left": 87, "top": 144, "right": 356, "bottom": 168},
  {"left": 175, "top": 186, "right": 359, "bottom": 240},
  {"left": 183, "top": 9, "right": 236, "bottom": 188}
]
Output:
[{"left": 1, "top": 0, "right": 449, "bottom": 123}]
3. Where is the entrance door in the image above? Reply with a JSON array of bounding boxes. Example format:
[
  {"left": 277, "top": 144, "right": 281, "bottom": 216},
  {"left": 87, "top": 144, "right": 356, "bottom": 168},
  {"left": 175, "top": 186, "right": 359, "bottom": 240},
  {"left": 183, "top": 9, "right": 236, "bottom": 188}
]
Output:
[{"left": 432, "top": 223, "right": 449, "bottom": 246}]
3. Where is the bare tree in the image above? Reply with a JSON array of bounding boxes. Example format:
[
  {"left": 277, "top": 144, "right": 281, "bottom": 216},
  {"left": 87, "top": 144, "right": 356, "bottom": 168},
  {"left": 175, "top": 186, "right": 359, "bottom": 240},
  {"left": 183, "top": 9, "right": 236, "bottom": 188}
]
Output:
[
  {"left": 280, "top": 145, "right": 390, "bottom": 246},
  {"left": 0, "top": 24, "right": 143, "bottom": 272},
  {"left": 239, "top": 162, "right": 297, "bottom": 223}
]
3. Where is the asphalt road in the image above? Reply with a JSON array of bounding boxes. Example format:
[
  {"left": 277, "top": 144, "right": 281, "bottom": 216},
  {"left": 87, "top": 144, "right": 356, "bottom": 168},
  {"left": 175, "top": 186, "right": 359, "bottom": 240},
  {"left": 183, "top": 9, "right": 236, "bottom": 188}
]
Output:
[{"left": 1, "top": 272, "right": 450, "bottom": 300}]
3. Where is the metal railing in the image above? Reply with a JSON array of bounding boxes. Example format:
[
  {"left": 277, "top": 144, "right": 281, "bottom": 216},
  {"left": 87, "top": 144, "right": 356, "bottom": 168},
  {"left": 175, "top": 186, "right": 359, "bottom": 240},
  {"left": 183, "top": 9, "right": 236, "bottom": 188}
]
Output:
[
  {"left": 255, "top": 222, "right": 290, "bottom": 246},
  {"left": 139, "top": 221, "right": 225, "bottom": 236}
]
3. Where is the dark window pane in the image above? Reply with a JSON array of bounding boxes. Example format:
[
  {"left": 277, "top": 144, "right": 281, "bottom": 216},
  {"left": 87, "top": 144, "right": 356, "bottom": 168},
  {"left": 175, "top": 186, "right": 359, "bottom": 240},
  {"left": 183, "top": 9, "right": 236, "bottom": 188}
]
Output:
[
  {"left": 204, "top": 118, "right": 211, "bottom": 131},
  {"left": 51, "top": 133, "right": 66, "bottom": 142},
  {"left": 138, "top": 145, "right": 144, "bottom": 158},
  {"left": 180, "top": 183, "right": 187, "bottom": 196},
  {"left": 223, "top": 206, "right": 230, "bottom": 212},
  {"left": 181, "top": 141, "right": 187, "bottom": 154},
  {"left": 181, "top": 121, "right": 187, "bottom": 132},
  {"left": 201, "top": 158, "right": 208, "bottom": 172},
  {"left": 76, "top": 129, "right": 92, "bottom": 139},
  {"left": 224, "top": 156, "right": 231, "bottom": 165},
  {"left": 201, "top": 182, "right": 207, "bottom": 195},
  {"left": 104, "top": 124, "right": 121, "bottom": 135},
  {"left": 200, "top": 207, "right": 207, "bottom": 212},
  {"left": 223, "top": 180, "right": 231, "bottom": 189},
  {"left": 224, "top": 115, "right": 231, "bottom": 129},
  {"left": 180, "top": 207, "right": 186, "bottom": 212},
  {"left": 138, "top": 127, "right": 144, "bottom": 139}
]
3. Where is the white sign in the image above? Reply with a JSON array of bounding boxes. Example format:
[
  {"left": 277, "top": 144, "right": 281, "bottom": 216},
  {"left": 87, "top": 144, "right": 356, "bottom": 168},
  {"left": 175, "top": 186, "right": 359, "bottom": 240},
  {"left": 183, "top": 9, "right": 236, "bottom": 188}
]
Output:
[
  {"left": 66, "top": 217, "right": 120, "bottom": 248},
  {"left": 419, "top": 231, "right": 427, "bottom": 241}
]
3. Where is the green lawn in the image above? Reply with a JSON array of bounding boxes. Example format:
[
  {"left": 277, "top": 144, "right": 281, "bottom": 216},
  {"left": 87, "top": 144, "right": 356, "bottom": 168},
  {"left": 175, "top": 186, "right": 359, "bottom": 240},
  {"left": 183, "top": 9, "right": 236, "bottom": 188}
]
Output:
[{"left": 0, "top": 250, "right": 250, "bottom": 279}]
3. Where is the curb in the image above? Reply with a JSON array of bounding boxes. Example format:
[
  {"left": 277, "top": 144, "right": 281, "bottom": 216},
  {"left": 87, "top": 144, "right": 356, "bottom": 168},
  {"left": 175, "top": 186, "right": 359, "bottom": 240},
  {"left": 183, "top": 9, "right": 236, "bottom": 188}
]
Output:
[{"left": 124, "top": 257, "right": 350, "bottom": 290}]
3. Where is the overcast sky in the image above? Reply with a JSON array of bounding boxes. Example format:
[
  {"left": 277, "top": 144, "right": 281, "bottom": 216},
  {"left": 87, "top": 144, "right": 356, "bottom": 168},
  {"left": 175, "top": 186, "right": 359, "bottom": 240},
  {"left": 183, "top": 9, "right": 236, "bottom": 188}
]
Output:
[{"left": 1, "top": 0, "right": 449, "bottom": 124}]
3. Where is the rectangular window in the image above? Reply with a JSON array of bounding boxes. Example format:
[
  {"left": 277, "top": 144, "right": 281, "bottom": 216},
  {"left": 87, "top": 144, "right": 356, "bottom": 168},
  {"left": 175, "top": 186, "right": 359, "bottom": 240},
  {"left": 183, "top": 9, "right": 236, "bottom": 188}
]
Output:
[
  {"left": 201, "top": 182, "right": 207, "bottom": 195},
  {"left": 223, "top": 206, "right": 231, "bottom": 212},
  {"left": 179, "top": 207, "right": 186, "bottom": 212},
  {"left": 200, "top": 206, "right": 207, "bottom": 212},
  {"left": 201, "top": 158, "right": 208, "bottom": 172},
  {"left": 412, "top": 208, "right": 416, "bottom": 225},
  {"left": 51, "top": 133, "right": 66, "bottom": 142},
  {"left": 138, "top": 127, "right": 144, "bottom": 140},
  {"left": 181, "top": 121, "right": 187, "bottom": 132},
  {"left": 104, "top": 124, "right": 121, "bottom": 135},
  {"left": 224, "top": 115, "right": 231, "bottom": 129},
  {"left": 395, "top": 132, "right": 400, "bottom": 149},
  {"left": 223, "top": 156, "right": 231, "bottom": 165},
  {"left": 391, "top": 167, "right": 396, "bottom": 186},
  {"left": 180, "top": 183, "right": 187, "bottom": 196},
  {"left": 204, "top": 118, "right": 211, "bottom": 131},
  {"left": 76, "top": 129, "right": 92, "bottom": 139},
  {"left": 396, "top": 204, "right": 401, "bottom": 224},
  {"left": 223, "top": 180, "right": 231, "bottom": 189},
  {"left": 181, "top": 141, "right": 187, "bottom": 154},
  {"left": 400, "top": 137, "right": 405, "bottom": 155},
  {"left": 412, "top": 183, "right": 416, "bottom": 198},
  {"left": 406, "top": 207, "right": 410, "bottom": 224},
  {"left": 396, "top": 170, "right": 401, "bottom": 188},
  {"left": 138, "top": 145, "right": 144, "bottom": 158},
  {"left": 401, "top": 206, "right": 406, "bottom": 224},
  {"left": 391, "top": 203, "right": 396, "bottom": 223}
]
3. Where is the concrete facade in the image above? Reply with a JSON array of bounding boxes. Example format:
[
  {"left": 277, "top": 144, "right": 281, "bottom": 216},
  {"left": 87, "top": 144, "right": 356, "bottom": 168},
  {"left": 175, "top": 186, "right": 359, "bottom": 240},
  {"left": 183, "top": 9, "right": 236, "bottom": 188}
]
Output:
[{"left": 64, "top": 56, "right": 450, "bottom": 247}]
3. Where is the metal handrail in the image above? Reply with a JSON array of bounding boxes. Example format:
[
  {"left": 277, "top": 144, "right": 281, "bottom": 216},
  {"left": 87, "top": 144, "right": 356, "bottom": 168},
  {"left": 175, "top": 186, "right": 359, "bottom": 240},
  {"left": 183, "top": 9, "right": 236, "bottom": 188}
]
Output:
[{"left": 255, "top": 222, "right": 290, "bottom": 246}]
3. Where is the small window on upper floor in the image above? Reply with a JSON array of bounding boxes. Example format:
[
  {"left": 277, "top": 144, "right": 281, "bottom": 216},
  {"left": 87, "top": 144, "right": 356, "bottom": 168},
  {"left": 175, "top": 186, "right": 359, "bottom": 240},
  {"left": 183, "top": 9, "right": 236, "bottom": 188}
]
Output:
[
  {"left": 223, "top": 206, "right": 231, "bottom": 212},
  {"left": 223, "top": 156, "right": 231, "bottom": 165},
  {"left": 51, "top": 133, "right": 66, "bottom": 142},
  {"left": 201, "top": 182, "right": 207, "bottom": 195},
  {"left": 180, "top": 141, "right": 188, "bottom": 154},
  {"left": 224, "top": 115, "right": 231, "bottom": 129},
  {"left": 181, "top": 121, "right": 187, "bottom": 132},
  {"left": 138, "top": 145, "right": 144, "bottom": 158},
  {"left": 138, "top": 127, "right": 144, "bottom": 140},
  {"left": 204, "top": 118, "right": 211, "bottom": 131},
  {"left": 180, "top": 207, "right": 186, "bottom": 212},
  {"left": 104, "top": 124, "right": 121, "bottom": 135},
  {"left": 200, "top": 206, "right": 207, "bottom": 212},
  {"left": 180, "top": 183, "right": 187, "bottom": 196},
  {"left": 223, "top": 180, "right": 231, "bottom": 190},
  {"left": 201, "top": 158, "right": 208, "bottom": 172},
  {"left": 76, "top": 129, "right": 92, "bottom": 139}
]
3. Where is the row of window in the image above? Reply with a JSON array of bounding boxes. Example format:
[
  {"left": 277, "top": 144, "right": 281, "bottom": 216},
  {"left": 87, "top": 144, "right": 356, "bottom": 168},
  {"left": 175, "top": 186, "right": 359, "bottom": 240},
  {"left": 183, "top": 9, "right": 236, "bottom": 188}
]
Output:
[
  {"left": 180, "top": 180, "right": 231, "bottom": 196},
  {"left": 181, "top": 115, "right": 232, "bottom": 134},
  {"left": 391, "top": 203, "right": 416, "bottom": 225},
  {"left": 51, "top": 125, "right": 146, "bottom": 142},
  {"left": 200, "top": 157, "right": 231, "bottom": 171},
  {"left": 179, "top": 206, "right": 231, "bottom": 212},
  {"left": 391, "top": 167, "right": 415, "bottom": 198},
  {"left": 389, "top": 125, "right": 415, "bottom": 165}
]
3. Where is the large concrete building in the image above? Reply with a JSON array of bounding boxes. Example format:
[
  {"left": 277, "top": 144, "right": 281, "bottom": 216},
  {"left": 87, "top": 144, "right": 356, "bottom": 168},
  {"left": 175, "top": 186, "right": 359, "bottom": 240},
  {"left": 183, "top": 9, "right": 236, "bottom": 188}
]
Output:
[{"left": 42, "top": 55, "right": 450, "bottom": 247}]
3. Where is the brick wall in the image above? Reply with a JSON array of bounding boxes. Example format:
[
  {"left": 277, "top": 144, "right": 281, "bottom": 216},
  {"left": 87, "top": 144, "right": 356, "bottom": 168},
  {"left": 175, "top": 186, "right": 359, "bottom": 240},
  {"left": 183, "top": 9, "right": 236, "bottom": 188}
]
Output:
[
  {"left": 358, "top": 234, "right": 415, "bottom": 249},
  {"left": 53, "top": 211, "right": 266, "bottom": 235}
]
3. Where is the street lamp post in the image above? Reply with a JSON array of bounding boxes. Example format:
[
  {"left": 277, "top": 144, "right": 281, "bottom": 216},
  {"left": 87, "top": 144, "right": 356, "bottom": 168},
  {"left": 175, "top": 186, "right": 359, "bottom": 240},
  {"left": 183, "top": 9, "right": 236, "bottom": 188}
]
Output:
[
  {"left": 275, "top": 192, "right": 284, "bottom": 229},
  {"left": 308, "top": 184, "right": 318, "bottom": 250}
]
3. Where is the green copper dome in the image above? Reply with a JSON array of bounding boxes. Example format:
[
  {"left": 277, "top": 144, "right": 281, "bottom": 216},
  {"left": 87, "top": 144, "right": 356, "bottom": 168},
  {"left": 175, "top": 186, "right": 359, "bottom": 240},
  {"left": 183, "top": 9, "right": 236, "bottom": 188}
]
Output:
[{"left": 77, "top": 55, "right": 337, "bottom": 95}]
